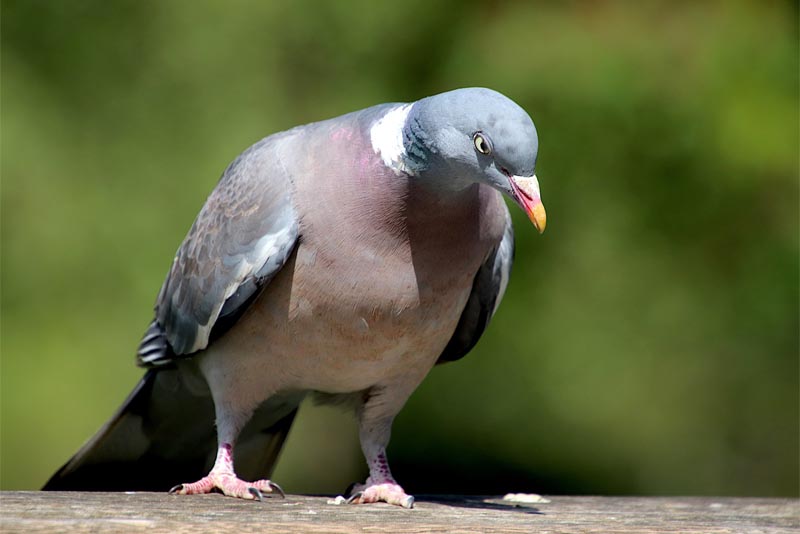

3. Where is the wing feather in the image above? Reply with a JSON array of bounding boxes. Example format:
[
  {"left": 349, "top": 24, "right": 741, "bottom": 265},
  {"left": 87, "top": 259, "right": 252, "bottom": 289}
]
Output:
[{"left": 138, "top": 135, "right": 300, "bottom": 367}]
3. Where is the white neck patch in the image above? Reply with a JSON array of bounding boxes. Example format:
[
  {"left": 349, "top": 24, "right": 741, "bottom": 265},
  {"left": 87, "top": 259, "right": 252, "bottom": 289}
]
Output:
[{"left": 370, "top": 104, "right": 414, "bottom": 174}]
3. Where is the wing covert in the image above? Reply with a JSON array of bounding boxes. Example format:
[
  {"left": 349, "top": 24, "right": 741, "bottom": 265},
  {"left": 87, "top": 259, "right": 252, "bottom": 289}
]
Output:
[{"left": 138, "top": 136, "right": 300, "bottom": 367}]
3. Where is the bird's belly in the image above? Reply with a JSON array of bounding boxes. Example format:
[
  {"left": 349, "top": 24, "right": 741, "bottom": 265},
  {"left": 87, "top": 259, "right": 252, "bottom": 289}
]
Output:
[
  {"left": 286, "top": 246, "right": 474, "bottom": 392},
  {"left": 200, "top": 243, "right": 476, "bottom": 397}
]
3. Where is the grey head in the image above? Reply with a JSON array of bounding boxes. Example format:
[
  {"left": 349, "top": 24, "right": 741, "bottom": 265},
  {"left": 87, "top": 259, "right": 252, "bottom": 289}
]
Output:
[{"left": 400, "top": 88, "right": 546, "bottom": 232}]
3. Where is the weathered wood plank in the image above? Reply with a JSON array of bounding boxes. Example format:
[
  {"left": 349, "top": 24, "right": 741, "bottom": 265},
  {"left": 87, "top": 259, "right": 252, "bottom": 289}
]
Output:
[{"left": 0, "top": 492, "right": 797, "bottom": 533}]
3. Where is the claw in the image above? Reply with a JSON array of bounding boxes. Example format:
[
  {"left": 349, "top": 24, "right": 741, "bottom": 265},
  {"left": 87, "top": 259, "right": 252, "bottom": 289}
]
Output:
[
  {"left": 401, "top": 495, "right": 415, "bottom": 509},
  {"left": 248, "top": 487, "right": 263, "bottom": 501},
  {"left": 345, "top": 491, "right": 363, "bottom": 505},
  {"left": 268, "top": 481, "right": 286, "bottom": 498},
  {"left": 168, "top": 484, "right": 184, "bottom": 495}
]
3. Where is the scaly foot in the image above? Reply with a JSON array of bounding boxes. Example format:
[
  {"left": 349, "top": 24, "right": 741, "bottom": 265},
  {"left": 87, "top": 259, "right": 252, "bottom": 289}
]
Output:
[
  {"left": 169, "top": 443, "right": 284, "bottom": 501},
  {"left": 346, "top": 480, "right": 414, "bottom": 508},
  {"left": 170, "top": 473, "right": 284, "bottom": 500}
]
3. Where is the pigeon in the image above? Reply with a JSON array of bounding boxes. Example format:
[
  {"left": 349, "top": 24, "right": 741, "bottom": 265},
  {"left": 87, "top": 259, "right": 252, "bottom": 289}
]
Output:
[{"left": 43, "top": 87, "right": 546, "bottom": 508}]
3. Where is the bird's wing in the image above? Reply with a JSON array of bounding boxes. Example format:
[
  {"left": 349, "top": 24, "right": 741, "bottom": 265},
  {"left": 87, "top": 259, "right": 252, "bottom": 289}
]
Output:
[
  {"left": 137, "top": 135, "right": 300, "bottom": 366},
  {"left": 437, "top": 203, "right": 514, "bottom": 363}
]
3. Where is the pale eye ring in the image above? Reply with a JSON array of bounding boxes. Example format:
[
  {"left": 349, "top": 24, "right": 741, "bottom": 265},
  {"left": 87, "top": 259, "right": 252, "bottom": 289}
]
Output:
[{"left": 473, "top": 132, "right": 492, "bottom": 155}]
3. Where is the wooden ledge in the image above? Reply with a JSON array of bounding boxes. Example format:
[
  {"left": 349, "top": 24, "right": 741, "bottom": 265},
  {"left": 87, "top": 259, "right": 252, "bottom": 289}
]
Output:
[{"left": 1, "top": 491, "right": 797, "bottom": 533}]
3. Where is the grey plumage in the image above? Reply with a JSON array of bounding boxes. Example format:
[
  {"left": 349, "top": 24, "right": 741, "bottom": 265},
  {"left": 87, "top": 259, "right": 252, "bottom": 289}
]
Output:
[
  {"left": 44, "top": 88, "right": 546, "bottom": 507},
  {"left": 142, "top": 136, "right": 300, "bottom": 363}
]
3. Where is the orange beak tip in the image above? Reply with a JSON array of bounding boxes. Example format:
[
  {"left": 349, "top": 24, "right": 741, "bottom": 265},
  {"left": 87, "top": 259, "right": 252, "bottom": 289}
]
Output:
[{"left": 530, "top": 202, "right": 547, "bottom": 234}]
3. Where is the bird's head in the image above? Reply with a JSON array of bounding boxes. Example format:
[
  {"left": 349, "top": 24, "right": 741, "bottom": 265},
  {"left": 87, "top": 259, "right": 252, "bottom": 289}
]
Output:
[{"left": 394, "top": 87, "right": 546, "bottom": 233}]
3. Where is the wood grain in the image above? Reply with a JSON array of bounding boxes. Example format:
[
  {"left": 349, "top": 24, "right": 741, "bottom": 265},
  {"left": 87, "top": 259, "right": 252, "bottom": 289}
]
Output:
[{"left": 1, "top": 492, "right": 797, "bottom": 533}]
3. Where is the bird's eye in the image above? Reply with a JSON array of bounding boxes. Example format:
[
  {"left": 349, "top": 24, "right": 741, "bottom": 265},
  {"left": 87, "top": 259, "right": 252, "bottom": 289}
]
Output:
[{"left": 473, "top": 132, "right": 492, "bottom": 155}]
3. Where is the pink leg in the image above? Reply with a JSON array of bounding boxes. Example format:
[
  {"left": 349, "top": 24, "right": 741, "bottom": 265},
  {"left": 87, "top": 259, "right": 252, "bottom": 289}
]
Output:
[
  {"left": 347, "top": 450, "right": 414, "bottom": 508},
  {"left": 169, "top": 443, "right": 284, "bottom": 501},
  {"left": 346, "top": 404, "right": 414, "bottom": 509}
]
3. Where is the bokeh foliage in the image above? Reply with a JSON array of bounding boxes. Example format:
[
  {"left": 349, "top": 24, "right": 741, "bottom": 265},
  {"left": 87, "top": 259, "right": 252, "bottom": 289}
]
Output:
[{"left": 1, "top": 0, "right": 797, "bottom": 496}]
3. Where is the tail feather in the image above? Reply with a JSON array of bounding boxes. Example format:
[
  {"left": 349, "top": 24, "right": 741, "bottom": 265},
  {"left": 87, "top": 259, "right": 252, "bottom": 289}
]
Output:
[{"left": 43, "top": 369, "right": 300, "bottom": 491}]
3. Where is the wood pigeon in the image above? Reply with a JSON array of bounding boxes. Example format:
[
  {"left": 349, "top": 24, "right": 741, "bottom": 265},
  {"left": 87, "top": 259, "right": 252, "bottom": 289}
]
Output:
[{"left": 43, "top": 87, "right": 547, "bottom": 508}]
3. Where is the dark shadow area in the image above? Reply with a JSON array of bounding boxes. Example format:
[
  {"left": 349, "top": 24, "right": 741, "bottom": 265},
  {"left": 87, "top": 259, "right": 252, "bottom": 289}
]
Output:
[{"left": 417, "top": 494, "right": 544, "bottom": 515}]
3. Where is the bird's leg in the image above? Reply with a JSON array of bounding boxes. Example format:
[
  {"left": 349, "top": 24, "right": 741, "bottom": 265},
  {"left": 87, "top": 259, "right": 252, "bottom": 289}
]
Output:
[
  {"left": 169, "top": 402, "right": 283, "bottom": 500},
  {"left": 346, "top": 390, "right": 414, "bottom": 508},
  {"left": 169, "top": 442, "right": 284, "bottom": 500}
]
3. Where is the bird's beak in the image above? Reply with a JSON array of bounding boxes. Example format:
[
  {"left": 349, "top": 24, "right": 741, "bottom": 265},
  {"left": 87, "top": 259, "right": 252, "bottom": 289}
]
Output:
[{"left": 509, "top": 174, "right": 547, "bottom": 234}]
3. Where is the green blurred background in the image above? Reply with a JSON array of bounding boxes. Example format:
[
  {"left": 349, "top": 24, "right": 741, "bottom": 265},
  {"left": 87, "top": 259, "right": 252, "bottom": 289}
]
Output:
[{"left": 2, "top": 0, "right": 798, "bottom": 496}]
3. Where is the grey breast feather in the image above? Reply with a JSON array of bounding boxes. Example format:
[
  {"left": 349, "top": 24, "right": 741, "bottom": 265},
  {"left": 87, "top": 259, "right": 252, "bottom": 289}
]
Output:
[{"left": 437, "top": 204, "right": 514, "bottom": 363}]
